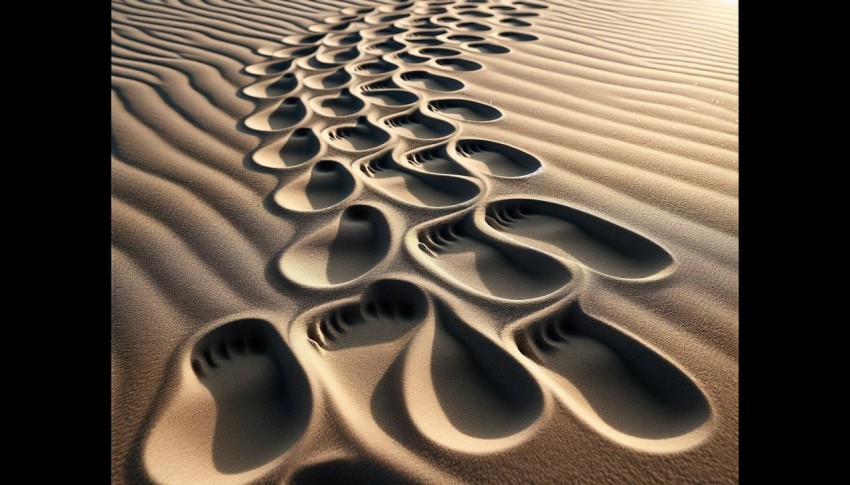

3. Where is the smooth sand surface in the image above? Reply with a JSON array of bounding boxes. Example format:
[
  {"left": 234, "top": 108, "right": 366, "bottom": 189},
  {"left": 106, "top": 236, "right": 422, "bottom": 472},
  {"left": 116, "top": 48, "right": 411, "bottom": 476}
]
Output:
[{"left": 112, "top": 0, "right": 738, "bottom": 483}]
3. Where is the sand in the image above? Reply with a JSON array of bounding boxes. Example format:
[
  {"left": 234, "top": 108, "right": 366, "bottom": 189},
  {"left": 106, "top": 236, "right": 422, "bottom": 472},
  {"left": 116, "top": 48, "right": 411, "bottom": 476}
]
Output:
[{"left": 111, "top": 0, "right": 738, "bottom": 483}]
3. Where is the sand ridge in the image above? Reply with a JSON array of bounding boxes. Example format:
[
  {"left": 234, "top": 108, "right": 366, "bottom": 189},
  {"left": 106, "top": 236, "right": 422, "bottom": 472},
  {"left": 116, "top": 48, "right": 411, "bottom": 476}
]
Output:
[{"left": 112, "top": 0, "right": 738, "bottom": 483}]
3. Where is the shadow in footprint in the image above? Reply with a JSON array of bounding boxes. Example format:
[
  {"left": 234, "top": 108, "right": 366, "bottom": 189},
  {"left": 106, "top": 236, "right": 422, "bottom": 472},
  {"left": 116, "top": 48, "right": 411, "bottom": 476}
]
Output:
[
  {"left": 359, "top": 150, "right": 479, "bottom": 208},
  {"left": 457, "top": 21, "right": 492, "bottom": 31},
  {"left": 280, "top": 204, "right": 391, "bottom": 286},
  {"left": 405, "top": 142, "right": 473, "bottom": 176},
  {"left": 245, "top": 97, "right": 308, "bottom": 132},
  {"left": 190, "top": 318, "right": 311, "bottom": 473},
  {"left": 427, "top": 300, "right": 543, "bottom": 439},
  {"left": 501, "top": 18, "right": 532, "bottom": 27},
  {"left": 291, "top": 459, "right": 408, "bottom": 485},
  {"left": 413, "top": 213, "right": 571, "bottom": 300},
  {"left": 499, "top": 31, "right": 539, "bottom": 41},
  {"left": 326, "top": 116, "right": 391, "bottom": 152},
  {"left": 245, "top": 58, "right": 292, "bottom": 76},
  {"left": 274, "top": 160, "right": 355, "bottom": 211},
  {"left": 419, "top": 47, "right": 461, "bottom": 57},
  {"left": 394, "top": 51, "right": 430, "bottom": 64},
  {"left": 400, "top": 70, "right": 465, "bottom": 92},
  {"left": 312, "top": 88, "right": 365, "bottom": 117},
  {"left": 308, "top": 279, "right": 428, "bottom": 350},
  {"left": 384, "top": 109, "right": 456, "bottom": 140},
  {"left": 455, "top": 138, "right": 542, "bottom": 177},
  {"left": 428, "top": 98, "right": 502, "bottom": 122},
  {"left": 352, "top": 59, "right": 399, "bottom": 75},
  {"left": 243, "top": 73, "right": 298, "bottom": 98},
  {"left": 305, "top": 67, "right": 352, "bottom": 89},
  {"left": 515, "top": 303, "right": 710, "bottom": 439},
  {"left": 361, "top": 89, "right": 419, "bottom": 107},
  {"left": 434, "top": 58, "right": 483, "bottom": 72},
  {"left": 252, "top": 128, "right": 321, "bottom": 170},
  {"left": 485, "top": 198, "right": 675, "bottom": 279},
  {"left": 466, "top": 42, "right": 510, "bottom": 54}
]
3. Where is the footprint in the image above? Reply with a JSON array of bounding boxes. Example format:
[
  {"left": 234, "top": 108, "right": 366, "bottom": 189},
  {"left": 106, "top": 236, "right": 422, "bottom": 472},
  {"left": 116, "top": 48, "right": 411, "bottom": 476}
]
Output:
[
  {"left": 433, "top": 58, "right": 483, "bottom": 72},
  {"left": 361, "top": 89, "right": 419, "bottom": 108},
  {"left": 245, "top": 97, "right": 308, "bottom": 132},
  {"left": 304, "top": 67, "right": 352, "bottom": 90},
  {"left": 410, "top": 212, "right": 572, "bottom": 300},
  {"left": 371, "top": 25, "right": 407, "bottom": 36},
  {"left": 444, "top": 34, "right": 485, "bottom": 43},
  {"left": 274, "top": 160, "right": 355, "bottom": 211},
  {"left": 466, "top": 42, "right": 510, "bottom": 54},
  {"left": 358, "top": 77, "right": 402, "bottom": 91},
  {"left": 458, "top": 10, "right": 494, "bottom": 18},
  {"left": 357, "top": 149, "right": 479, "bottom": 208},
  {"left": 316, "top": 45, "right": 360, "bottom": 64},
  {"left": 252, "top": 127, "right": 322, "bottom": 170},
  {"left": 393, "top": 51, "right": 430, "bottom": 64},
  {"left": 188, "top": 318, "right": 311, "bottom": 473},
  {"left": 484, "top": 199, "right": 676, "bottom": 279},
  {"left": 378, "top": 12, "right": 411, "bottom": 22},
  {"left": 404, "top": 142, "right": 473, "bottom": 176},
  {"left": 311, "top": 88, "right": 366, "bottom": 117},
  {"left": 291, "top": 459, "right": 409, "bottom": 485},
  {"left": 513, "top": 1, "right": 548, "bottom": 9},
  {"left": 499, "top": 31, "right": 539, "bottom": 41},
  {"left": 384, "top": 109, "right": 456, "bottom": 140},
  {"left": 454, "top": 138, "right": 542, "bottom": 177},
  {"left": 500, "top": 18, "right": 533, "bottom": 27},
  {"left": 514, "top": 302, "right": 710, "bottom": 439},
  {"left": 403, "top": 35, "right": 442, "bottom": 46},
  {"left": 503, "top": 11, "right": 540, "bottom": 18},
  {"left": 400, "top": 70, "right": 465, "bottom": 92},
  {"left": 242, "top": 72, "right": 298, "bottom": 98},
  {"left": 323, "top": 32, "right": 362, "bottom": 47},
  {"left": 245, "top": 58, "right": 293, "bottom": 76},
  {"left": 282, "top": 33, "right": 326, "bottom": 46},
  {"left": 351, "top": 59, "right": 399, "bottom": 75},
  {"left": 364, "top": 39, "right": 406, "bottom": 54},
  {"left": 297, "top": 57, "right": 340, "bottom": 73},
  {"left": 435, "top": 15, "right": 460, "bottom": 23},
  {"left": 307, "top": 279, "right": 428, "bottom": 351},
  {"left": 401, "top": 298, "right": 544, "bottom": 449},
  {"left": 457, "top": 21, "right": 492, "bottom": 31},
  {"left": 490, "top": 5, "right": 517, "bottom": 11},
  {"left": 418, "top": 47, "right": 461, "bottom": 57},
  {"left": 279, "top": 204, "right": 391, "bottom": 286},
  {"left": 428, "top": 98, "right": 503, "bottom": 122},
  {"left": 326, "top": 116, "right": 391, "bottom": 152}
]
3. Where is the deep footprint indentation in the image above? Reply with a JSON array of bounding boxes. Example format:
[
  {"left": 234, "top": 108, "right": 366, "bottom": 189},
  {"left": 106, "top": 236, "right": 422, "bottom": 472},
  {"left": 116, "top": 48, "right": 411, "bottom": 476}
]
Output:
[
  {"left": 485, "top": 199, "right": 676, "bottom": 279},
  {"left": 405, "top": 142, "right": 473, "bottom": 176},
  {"left": 245, "top": 97, "right": 308, "bottom": 132},
  {"left": 466, "top": 42, "right": 510, "bottom": 54},
  {"left": 190, "top": 318, "right": 311, "bottom": 473},
  {"left": 445, "top": 34, "right": 485, "bottom": 42},
  {"left": 274, "top": 160, "right": 355, "bottom": 211},
  {"left": 412, "top": 213, "right": 572, "bottom": 300},
  {"left": 514, "top": 303, "right": 710, "bottom": 439},
  {"left": 291, "top": 459, "right": 409, "bottom": 484},
  {"left": 384, "top": 109, "right": 456, "bottom": 140},
  {"left": 312, "top": 88, "right": 366, "bottom": 117},
  {"left": 280, "top": 204, "right": 391, "bottom": 286},
  {"left": 400, "top": 70, "right": 465, "bottom": 92},
  {"left": 361, "top": 89, "right": 419, "bottom": 107},
  {"left": 307, "top": 279, "right": 428, "bottom": 350},
  {"left": 364, "top": 39, "right": 406, "bottom": 54},
  {"left": 245, "top": 58, "right": 293, "bottom": 76},
  {"left": 304, "top": 67, "right": 352, "bottom": 89},
  {"left": 419, "top": 47, "right": 461, "bottom": 57},
  {"left": 457, "top": 21, "right": 492, "bottom": 31},
  {"left": 499, "top": 31, "right": 539, "bottom": 41},
  {"left": 402, "top": 299, "right": 544, "bottom": 447},
  {"left": 454, "top": 138, "right": 542, "bottom": 177},
  {"left": 352, "top": 59, "right": 399, "bottom": 75},
  {"left": 243, "top": 73, "right": 298, "bottom": 98},
  {"left": 428, "top": 98, "right": 503, "bottom": 122},
  {"left": 434, "top": 58, "right": 483, "bottom": 72},
  {"left": 252, "top": 127, "right": 322, "bottom": 170},
  {"left": 394, "top": 51, "right": 430, "bottom": 64},
  {"left": 358, "top": 150, "right": 479, "bottom": 208},
  {"left": 326, "top": 116, "right": 391, "bottom": 152}
]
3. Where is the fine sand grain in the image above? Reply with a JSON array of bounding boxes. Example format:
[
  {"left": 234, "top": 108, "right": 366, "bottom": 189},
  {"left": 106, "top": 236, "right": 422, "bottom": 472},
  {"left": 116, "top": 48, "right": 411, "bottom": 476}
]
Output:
[{"left": 112, "top": 0, "right": 738, "bottom": 483}]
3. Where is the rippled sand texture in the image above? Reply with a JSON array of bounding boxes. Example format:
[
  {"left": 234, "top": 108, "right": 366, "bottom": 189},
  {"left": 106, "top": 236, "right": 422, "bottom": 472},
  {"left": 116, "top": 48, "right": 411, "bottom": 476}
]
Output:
[{"left": 112, "top": 0, "right": 738, "bottom": 483}]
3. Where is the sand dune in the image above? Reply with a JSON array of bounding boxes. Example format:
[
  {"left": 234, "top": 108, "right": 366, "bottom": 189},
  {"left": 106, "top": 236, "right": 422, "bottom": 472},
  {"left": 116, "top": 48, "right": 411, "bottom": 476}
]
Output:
[{"left": 112, "top": 0, "right": 738, "bottom": 483}]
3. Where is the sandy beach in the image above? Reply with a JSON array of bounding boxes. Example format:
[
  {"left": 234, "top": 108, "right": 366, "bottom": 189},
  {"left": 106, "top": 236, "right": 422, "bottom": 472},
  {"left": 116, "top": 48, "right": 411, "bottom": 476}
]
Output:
[{"left": 111, "top": 0, "right": 738, "bottom": 482}]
